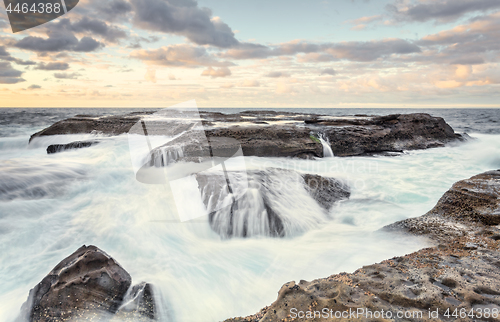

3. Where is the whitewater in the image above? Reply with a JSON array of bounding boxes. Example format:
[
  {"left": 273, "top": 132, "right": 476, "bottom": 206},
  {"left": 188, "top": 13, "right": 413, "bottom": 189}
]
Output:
[{"left": 0, "top": 108, "right": 499, "bottom": 322}]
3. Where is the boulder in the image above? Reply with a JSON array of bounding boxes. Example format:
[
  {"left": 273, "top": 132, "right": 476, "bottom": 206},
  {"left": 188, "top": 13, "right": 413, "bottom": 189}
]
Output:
[
  {"left": 322, "top": 113, "right": 463, "bottom": 157},
  {"left": 18, "top": 245, "right": 131, "bottom": 321},
  {"left": 29, "top": 114, "right": 144, "bottom": 143}
]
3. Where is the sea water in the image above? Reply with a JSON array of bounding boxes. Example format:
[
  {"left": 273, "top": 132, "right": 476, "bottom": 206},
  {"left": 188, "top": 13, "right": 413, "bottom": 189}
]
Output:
[{"left": 0, "top": 108, "right": 499, "bottom": 322}]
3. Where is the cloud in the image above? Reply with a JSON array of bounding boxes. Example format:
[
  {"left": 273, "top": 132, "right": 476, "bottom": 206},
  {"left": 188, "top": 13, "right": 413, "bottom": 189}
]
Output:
[
  {"left": 28, "top": 84, "right": 41, "bottom": 90},
  {"left": 145, "top": 69, "right": 156, "bottom": 83},
  {"left": 348, "top": 14, "right": 383, "bottom": 30},
  {"left": 128, "top": 35, "right": 161, "bottom": 49},
  {"left": 47, "top": 18, "right": 127, "bottom": 43},
  {"left": 455, "top": 65, "right": 471, "bottom": 79},
  {"left": 0, "top": 45, "right": 36, "bottom": 65},
  {"left": 324, "top": 39, "right": 421, "bottom": 62},
  {"left": 95, "top": 0, "right": 133, "bottom": 21},
  {"left": 223, "top": 42, "right": 319, "bottom": 60},
  {"left": 350, "top": 15, "right": 383, "bottom": 25},
  {"left": 0, "top": 46, "right": 11, "bottom": 59},
  {"left": 320, "top": 68, "right": 337, "bottom": 76},
  {"left": 222, "top": 39, "right": 420, "bottom": 62},
  {"left": 276, "top": 82, "right": 296, "bottom": 94},
  {"left": 386, "top": 0, "right": 500, "bottom": 23},
  {"left": 54, "top": 72, "right": 81, "bottom": 79},
  {"left": 297, "top": 53, "right": 336, "bottom": 62},
  {"left": 241, "top": 79, "right": 260, "bottom": 87},
  {"left": 201, "top": 66, "right": 231, "bottom": 78},
  {"left": 450, "top": 57, "right": 485, "bottom": 65},
  {"left": 0, "top": 61, "right": 25, "bottom": 84},
  {"left": 265, "top": 71, "right": 290, "bottom": 78},
  {"left": 35, "top": 62, "right": 70, "bottom": 71},
  {"left": 131, "top": 44, "right": 232, "bottom": 67},
  {"left": 15, "top": 32, "right": 102, "bottom": 52},
  {"left": 130, "top": 0, "right": 239, "bottom": 48},
  {"left": 411, "top": 12, "right": 500, "bottom": 65},
  {"left": 435, "top": 80, "right": 463, "bottom": 89}
]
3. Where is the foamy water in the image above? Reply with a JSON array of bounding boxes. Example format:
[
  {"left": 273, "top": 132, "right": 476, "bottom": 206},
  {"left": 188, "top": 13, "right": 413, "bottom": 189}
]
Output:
[{"left": 1, "top": 108, "right": 499, "bottom": 322}]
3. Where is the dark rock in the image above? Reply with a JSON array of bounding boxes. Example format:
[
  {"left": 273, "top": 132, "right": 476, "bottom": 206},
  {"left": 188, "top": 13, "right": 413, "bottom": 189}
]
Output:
[
  {"left": 18, "top": 245, "right": 131, "bottom": 321},
  {"left": 29, "top": 114, "right": 144, "bottom": 143},
  {"left": 302, "top": 174, "right": 350, "bottom": 210},
  {"left": 206, "top": 126, "right": 322, "bottom": 159},
  {"left": 46, "top": 141, "right": 99, "bottom": 154},
  {"left": 322, "top": 113, "right": 462, "bottom": 157},
  {"left": 147, "top": 127, "right": 322, "bottom": 165}
]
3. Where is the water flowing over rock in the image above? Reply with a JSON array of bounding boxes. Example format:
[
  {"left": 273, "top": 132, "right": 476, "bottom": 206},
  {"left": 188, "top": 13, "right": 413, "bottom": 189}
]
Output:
[
  {"left": 116, "top": 282, "right": 156, "bottom": 320},
  {"left": 17, "top": 245, "right": 157, "bottom": 321},
  {"left": 0, "top": 161, "right": 86, "bottom": 201},
  {"left": 302, "top": 174, "right": 350, "bottom": 210},
  {"left": 225, "top": 170, "right": 500, "bottom": 321},
  {"left": 195, "top": 168, "right": 350, "bottom": 238},
  {"left": 318, "top": 135, "right": 334, "bottom": 158}
]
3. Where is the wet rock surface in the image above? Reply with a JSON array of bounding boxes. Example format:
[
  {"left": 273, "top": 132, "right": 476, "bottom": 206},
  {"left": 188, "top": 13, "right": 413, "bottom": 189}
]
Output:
[
  {"left": 225, "top": 171, "right": 500, "bottom": 321},
  {"left": 46, "top": 141, "right": 99, "bottom": 154},
  {"left": 17, "top": 245, "right": 156, "bottom": 321},
  {"left": 116, "top": 282, "right": 157, "bottom": 320},
  {"left": 302, "top": 174, "right": 351, "bottom": 210},
  {"left": 30, "top": 111, "right": 463, "bottom": 159},
  {"left": 29, "top": 113, "right": 145, "bottom": 143},
  {"left": 321, "top": 113, "right": 462, "bottom": 157}
]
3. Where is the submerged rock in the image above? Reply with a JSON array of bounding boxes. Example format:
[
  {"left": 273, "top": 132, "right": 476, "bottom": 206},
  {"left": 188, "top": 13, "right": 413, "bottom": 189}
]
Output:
[
  {"left": 225, "top": 170, "right": 500, "bottom": 321},
  {"left": 195, "top": 169, "right": 350, "bottom": 238},
  {"left": 46, "top": 141, "right": 99, "bottom": 154},
  {"left": 17, "top": 245, "right": 157, "bottom": 321},
  {"left": 302, "top": 174, "right": 351, "bottom": 210}
]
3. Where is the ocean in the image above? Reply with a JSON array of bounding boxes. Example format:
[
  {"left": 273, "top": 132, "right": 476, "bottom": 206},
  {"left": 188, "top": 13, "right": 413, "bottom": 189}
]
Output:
[{"left": 0, "top": 108, "right": 499, "bottom": 321}]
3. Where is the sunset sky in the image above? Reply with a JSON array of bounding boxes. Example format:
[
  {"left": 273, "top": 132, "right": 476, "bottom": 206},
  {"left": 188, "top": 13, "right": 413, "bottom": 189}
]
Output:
[{"left": 0, "top": 0, "right": 499, "bottom": 107}]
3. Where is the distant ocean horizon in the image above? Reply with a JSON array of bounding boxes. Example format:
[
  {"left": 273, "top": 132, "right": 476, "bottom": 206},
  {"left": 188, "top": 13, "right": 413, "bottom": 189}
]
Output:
[{"left": 1, "top": 107, "right": 500, "bottom": 137}]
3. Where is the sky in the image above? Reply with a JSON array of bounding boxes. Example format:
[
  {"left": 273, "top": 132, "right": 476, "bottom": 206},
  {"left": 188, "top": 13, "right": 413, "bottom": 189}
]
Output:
[{"left": 0, "top": 0, "right": 499, "bottom": 108}]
